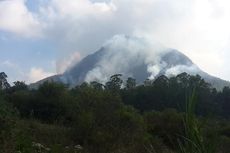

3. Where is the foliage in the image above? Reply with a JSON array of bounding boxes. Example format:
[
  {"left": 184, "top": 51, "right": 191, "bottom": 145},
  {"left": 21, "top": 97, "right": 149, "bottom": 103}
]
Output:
[
  {"left": 9, "top": 81, "right": 75, "bottom": 123},
  {"left": 144, "top": 109, "right": 184, "bottom": 149},
  {"left": 126, "top": 77, "right": 136, "bottom": 89},
  {"left": 105, "top": 74, "right": 123, "bottom": 92},
  {"left": 0, "top": 91, "right": 18, "bottom": 152},
  {"left": 71, "top": 86, "right": 146, "bottom": 153},
  {"left": 0, "top": 72, "right": 10, "bottom": 90},
  {"left": 1, "top": 72, "right": 230, "bottom": 152},
  {"left": 178, "top": 90, "right": 218, "bottom": 153}
]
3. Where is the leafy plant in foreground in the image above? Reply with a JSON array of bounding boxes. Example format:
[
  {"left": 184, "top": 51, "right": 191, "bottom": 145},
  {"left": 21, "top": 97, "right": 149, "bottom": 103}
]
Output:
[{"left": 178, "top": 90, "right": 218, "bottom": 153}]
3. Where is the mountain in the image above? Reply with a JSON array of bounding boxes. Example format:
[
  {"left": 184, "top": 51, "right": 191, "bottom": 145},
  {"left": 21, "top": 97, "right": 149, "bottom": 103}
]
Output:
[{"left": 31, "top": 35, "right": 230, "bottom": 90}]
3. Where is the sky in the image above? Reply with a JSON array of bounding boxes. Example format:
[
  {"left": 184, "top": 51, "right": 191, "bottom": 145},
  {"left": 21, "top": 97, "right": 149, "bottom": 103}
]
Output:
[{"left": 1, "top": 0, "right": 230, "bottom": 84}]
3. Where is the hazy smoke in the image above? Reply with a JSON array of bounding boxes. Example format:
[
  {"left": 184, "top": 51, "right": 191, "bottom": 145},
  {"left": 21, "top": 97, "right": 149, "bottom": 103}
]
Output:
[
  {"left": 84, "top": 35, "right": 157, "bottom": 83},
  {"left": 165, "top": 65, "right": 199, "bottom": 77},
  {"left": 84, "top": 34, "right": 197, "bottom": 83},
  {"left": 56, "top": 52, "right": 81, "bottom": 74}
]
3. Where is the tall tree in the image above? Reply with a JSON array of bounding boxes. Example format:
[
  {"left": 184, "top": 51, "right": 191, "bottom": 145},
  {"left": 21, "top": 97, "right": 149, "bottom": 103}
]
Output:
[
  {"left": 126, "top": 77, "right": 136, "bottom": 90},
  {"left": 90, "top": 81, "right": 104, "bottom": 90},
  {"left": 105, "top": 74, "right": 123, "bottom": 92},
  {"left": 10, "top": 81, "right": 28, "bottom": 92},
  {"left": 0, "top": 72, "right": 10, "bottom": 90}
]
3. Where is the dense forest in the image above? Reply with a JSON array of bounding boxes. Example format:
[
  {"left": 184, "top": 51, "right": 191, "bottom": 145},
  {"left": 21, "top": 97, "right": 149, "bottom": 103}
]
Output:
[{"left": 1, "top": 72, "right": 230, "bottom": 153}]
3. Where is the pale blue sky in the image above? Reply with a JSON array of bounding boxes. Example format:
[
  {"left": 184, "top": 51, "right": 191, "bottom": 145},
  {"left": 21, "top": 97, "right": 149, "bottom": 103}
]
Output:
[
  {"left": 1, "top": 0, "right": 230, "bottom": 83},
  {"left": 0, "top": 0, "right": 57, "bottom": 83}
]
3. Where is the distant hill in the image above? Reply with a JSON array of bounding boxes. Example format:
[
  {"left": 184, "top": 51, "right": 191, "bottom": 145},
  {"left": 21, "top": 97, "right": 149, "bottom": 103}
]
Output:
[{"left": 31, "top": 35, "right": 230, "bottom": 90}]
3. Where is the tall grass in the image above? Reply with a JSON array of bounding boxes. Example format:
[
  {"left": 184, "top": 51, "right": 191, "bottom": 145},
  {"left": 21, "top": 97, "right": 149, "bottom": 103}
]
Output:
[{"left": 178, "top": 89, "right": 217, "bottom": 153}]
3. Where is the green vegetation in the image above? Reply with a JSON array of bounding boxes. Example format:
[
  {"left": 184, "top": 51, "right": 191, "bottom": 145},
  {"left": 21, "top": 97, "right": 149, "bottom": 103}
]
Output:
[
  {"left": 1, "top": 72, "right": 230, "bottom": 152},
  {"left": 178, "top": 90, "right": 217, "bottom": 153}
]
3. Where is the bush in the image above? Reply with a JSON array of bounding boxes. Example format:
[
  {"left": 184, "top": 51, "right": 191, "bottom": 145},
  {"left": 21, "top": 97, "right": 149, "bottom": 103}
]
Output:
[
  {"left": 72, "top": 87, "right": 146, "bottom": 153},
  {"left": 10, "top": 82, "right": 75, "bottom": 123},
  {"left": 144, "top": 109, "right": 184, "bottom": 149},
  {"left": 0, "top": 92, "right": 18, "bottom": 152}
]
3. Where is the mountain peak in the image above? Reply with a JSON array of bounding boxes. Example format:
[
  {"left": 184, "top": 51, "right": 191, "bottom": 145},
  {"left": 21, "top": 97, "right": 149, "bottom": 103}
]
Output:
[{"left": 32, "top": 36, "right": 230, "bottom": 90}]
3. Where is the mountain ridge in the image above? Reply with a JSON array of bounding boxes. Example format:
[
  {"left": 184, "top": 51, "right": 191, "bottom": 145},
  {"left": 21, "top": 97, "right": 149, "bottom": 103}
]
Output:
[{"left": 31, "top": 36, "right": 230, "bottom": 90}]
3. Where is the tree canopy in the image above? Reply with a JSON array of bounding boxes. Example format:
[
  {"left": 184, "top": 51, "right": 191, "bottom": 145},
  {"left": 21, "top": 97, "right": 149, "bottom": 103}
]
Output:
[{"left": 1, "top": 72, "right": 230, "bottom": 153}]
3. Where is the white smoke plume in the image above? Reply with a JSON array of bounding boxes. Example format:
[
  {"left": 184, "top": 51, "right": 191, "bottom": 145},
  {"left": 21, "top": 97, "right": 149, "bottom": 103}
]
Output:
[
  {"left": 165, "top": 65, "right": 199, "bottom": 78},
  {"left": 84, "top": 35, "right": 197, "bottom": 84},
  {"left": 2, "top": 0, "right": 230, "bottom": 80}
]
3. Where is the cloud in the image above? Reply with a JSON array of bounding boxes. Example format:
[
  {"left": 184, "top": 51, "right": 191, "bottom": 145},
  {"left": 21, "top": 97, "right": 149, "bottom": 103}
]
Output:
[
  {"left": 0, "top": 60, "right": 26, "bottom": 83},
  {"left": 41, "top": 0, "right": 230, "bottom": 80},
  {"left": 0, "top": 60, "right": 56, "bottom": 84},
  {"left": 0, "top": 0, "right": 42, "bottom": 37},
  {"left": 40, "top": 0, "right": 119, "bottom": 55},
  {"left": 1, "top": 0, "right": 230, "bottom": 80},
  {"left": 28, "top": 67, "right": 55, "bottom": 83},
  {"left": 27, "top": 67, "right": 55, "bottom": 83}
]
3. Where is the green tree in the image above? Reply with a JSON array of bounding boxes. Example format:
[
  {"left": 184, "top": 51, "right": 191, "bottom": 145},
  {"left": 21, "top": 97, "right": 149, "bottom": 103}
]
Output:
[
  {"left": 105, "top": 74, "right": 123, "bottom": 92},
  {"left": 72, "top": 87, "right": 145, "bottom": 153},
  {"left": 90, "top": 81, "right": 104, "bottom": 90},
  {"left": 0, "top": 91, "right": 18, "bottom": 151},
  {"left": 9, "top": 81, "right": 28, "bottom": 93},
  {"left": 126, "top": 77, "right": 136, "bottom": 90},
  {"left": 144, "top": 109, "right": 184, "bottom": 149},
  {"left": 0, "top": 72, "right": 10, "bottom": 90},
  {"left": 221, "top": 87, "right": 230, "bottom": 118},
  {"left": 10, "top": 81, "right": 73, "bottom": 122},
  {"left": 144, "top": 78, "right": 152, "bottom": 86}
]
